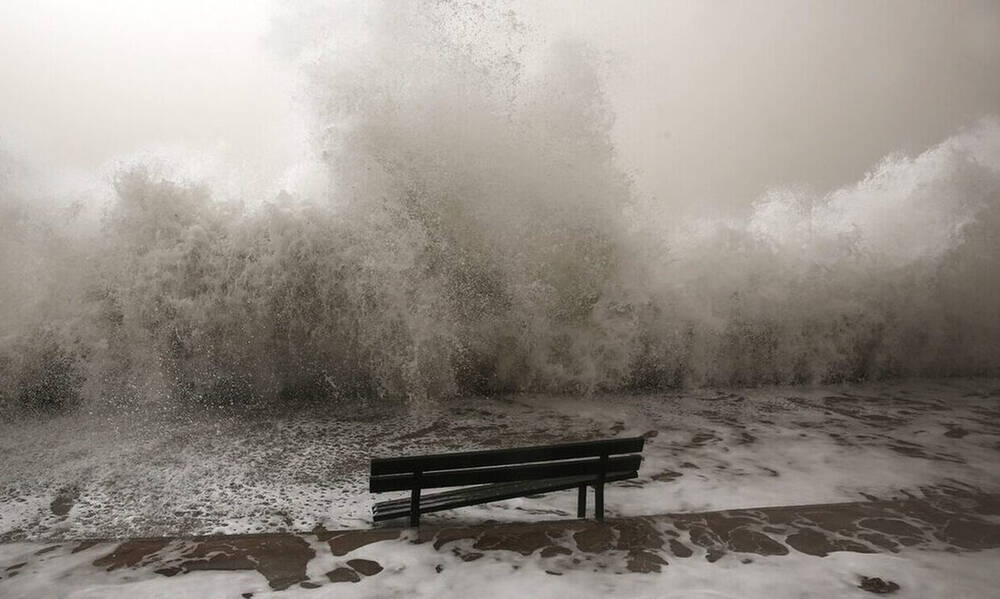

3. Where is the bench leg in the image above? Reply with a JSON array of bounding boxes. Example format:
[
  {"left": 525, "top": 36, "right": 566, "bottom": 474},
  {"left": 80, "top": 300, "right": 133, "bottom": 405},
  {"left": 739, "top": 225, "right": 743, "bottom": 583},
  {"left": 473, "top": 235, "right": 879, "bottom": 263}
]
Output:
[
  {"left": 595, "top": 482, "right": 604, "bottom": 522},
  {"left": 410, "top": 487, "right": 420, "bottom": 528},
  {"left": 577, "top": 484, "right": 587, "bottom": 518},
  {"left": 596, "top": 453, "right": 607, "bottom": 522}
]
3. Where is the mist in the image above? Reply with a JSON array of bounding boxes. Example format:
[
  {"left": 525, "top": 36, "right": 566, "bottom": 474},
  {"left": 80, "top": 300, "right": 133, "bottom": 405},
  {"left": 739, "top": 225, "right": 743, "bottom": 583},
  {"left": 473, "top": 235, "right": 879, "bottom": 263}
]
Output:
[
  {"left": 2, "top": 0, "right": 1000, "bottom": 416},
  {"left": 3, "top": 1, "right": 998, "bottom": 208}
]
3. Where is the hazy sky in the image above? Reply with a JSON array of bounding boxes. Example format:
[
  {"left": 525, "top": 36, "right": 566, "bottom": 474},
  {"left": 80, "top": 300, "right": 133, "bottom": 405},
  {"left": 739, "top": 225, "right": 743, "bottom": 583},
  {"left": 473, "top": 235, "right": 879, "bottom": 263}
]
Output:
[
  {"left": 0, "top": 0, "right": 302, "bottom": 187},
  {"left": 1, "top": 0, "right": 998, "bottom": 211},
  {"left": 539, "top": 1, "right": 1000, "bottom": 211}
]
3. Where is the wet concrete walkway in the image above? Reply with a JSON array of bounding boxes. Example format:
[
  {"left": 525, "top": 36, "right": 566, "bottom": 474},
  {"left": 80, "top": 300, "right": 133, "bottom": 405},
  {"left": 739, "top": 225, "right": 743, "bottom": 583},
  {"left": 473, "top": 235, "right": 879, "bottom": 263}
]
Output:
[{"left": 3, "top": 484, "right": 998, "bottom": 592}]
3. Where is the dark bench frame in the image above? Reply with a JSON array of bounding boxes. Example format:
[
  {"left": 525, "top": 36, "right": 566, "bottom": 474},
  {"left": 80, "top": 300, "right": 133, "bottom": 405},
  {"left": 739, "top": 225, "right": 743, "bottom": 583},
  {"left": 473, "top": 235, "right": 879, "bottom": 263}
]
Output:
[{"left": 370, "top": 436, "right": 645, "bottom": 527}]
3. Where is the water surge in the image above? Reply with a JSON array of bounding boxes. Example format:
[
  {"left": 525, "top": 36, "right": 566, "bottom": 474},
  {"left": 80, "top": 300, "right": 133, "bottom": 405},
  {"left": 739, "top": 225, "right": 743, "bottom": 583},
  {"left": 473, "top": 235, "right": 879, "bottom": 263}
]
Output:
[{"left": 2, "top": 1, "right": 999, "bottom": 415}]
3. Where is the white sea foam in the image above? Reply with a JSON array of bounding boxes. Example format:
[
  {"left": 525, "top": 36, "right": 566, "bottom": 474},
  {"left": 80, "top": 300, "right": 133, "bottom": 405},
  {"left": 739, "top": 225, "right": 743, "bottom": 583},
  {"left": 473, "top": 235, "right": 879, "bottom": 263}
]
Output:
[{"left": 2, "top": 533, "right": 998, "bottom": 598}]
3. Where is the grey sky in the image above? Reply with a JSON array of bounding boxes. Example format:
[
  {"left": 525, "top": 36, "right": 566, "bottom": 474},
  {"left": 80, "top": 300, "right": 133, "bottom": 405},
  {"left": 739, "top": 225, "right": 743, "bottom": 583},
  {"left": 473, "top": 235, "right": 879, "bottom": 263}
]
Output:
[
  {"left": 523, "top": 1, "right": 1000, "bottom": 212},
  {"left": 1, "top": 0, "right": 998, "bottom": 212}
]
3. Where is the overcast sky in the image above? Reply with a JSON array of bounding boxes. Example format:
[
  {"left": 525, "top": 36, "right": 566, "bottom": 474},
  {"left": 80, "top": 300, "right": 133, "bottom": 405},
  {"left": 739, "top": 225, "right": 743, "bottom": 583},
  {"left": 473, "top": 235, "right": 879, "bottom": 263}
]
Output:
[
  {"left": 1, "top": 0, "right": 998, "bottom": 212},
  {"left": 0, "top": 0, "right": 302, "bottom": 189}
]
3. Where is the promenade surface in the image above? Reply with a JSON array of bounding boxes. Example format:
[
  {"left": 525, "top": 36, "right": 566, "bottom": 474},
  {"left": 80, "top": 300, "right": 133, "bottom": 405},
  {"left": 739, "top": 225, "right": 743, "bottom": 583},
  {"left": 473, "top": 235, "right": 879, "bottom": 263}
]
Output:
[{"left": 2, "top": 485, "right": 998, "bottom": 597}]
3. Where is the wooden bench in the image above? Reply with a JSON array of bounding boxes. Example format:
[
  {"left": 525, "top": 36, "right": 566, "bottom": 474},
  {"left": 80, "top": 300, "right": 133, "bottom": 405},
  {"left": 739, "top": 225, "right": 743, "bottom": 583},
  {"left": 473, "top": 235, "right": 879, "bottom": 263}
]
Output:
[{"left": 370, "top": 436, "right": 645, "bottom": 527}]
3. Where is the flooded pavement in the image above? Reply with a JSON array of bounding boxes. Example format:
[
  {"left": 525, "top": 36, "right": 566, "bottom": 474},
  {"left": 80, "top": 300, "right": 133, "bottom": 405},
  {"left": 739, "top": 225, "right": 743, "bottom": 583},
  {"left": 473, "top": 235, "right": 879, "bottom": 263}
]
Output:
[
  {"left": 2, "top": 486, "right": 999, "bottom": 595},
  {"left": 0, "top": 379, "right": 998, "bottom": 541}
]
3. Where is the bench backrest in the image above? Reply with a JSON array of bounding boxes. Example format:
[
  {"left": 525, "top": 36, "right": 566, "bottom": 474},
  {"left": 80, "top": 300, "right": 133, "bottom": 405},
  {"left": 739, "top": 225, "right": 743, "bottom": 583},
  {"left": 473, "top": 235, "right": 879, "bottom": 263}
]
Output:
[{"left": 370, "top": 436, "right": 644, "bottom": 493}]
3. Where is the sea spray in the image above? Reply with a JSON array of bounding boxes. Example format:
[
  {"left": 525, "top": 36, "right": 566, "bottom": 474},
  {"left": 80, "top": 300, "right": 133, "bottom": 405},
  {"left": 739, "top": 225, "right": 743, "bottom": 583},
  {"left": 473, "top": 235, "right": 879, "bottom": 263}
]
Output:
[{"left": 2, "top": 1, "right": 1000, "bottom": 416}]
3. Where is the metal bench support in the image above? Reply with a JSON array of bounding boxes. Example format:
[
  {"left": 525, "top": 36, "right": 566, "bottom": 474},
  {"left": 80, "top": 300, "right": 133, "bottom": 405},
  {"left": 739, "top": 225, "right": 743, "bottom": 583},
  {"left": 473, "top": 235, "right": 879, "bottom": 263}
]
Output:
[
  {"left": 596, "top": 453, "right": 607, "bottom": 521},
  {"left": 410, "top": 470, "right": 421, "bottom": 528}
]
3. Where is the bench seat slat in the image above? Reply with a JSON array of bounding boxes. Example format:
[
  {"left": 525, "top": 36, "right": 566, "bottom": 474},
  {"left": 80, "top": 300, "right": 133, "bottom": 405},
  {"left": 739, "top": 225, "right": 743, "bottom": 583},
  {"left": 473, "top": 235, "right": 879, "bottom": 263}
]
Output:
[
  {"left": 373, "top": 475, "right": 603, "bottom": 513},
  {"left": 370, "top": 454, "right": 642, "bottom": 492},
  {"left": 371, "top": 436, "right": 645, "bottom": 476},
  {"left": 374, "top": 470, "right": 637, "bottom": 513},
  {"left": 372, "top": 471, "right": 638, "bottom": 521}
]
